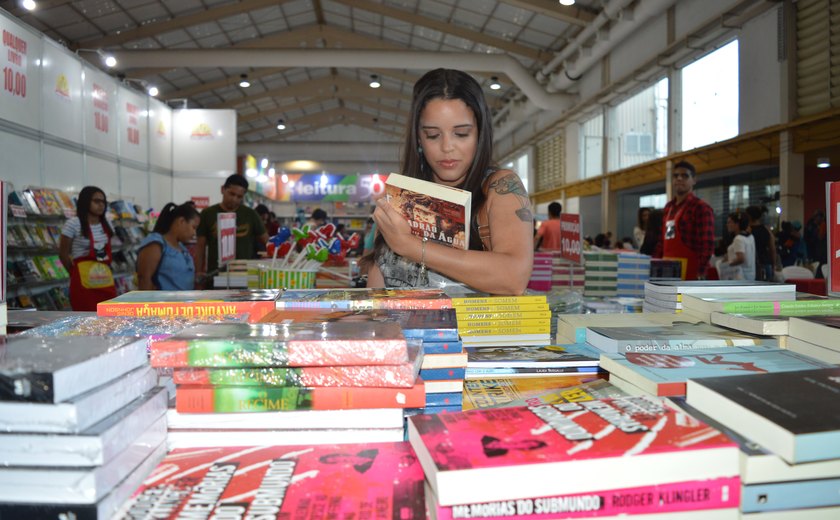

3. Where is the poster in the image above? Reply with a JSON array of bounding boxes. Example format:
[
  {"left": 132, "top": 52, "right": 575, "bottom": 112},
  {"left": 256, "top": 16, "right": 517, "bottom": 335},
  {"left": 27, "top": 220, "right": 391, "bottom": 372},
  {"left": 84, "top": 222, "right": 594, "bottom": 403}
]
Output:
[{"left": 559, "top": 213, "right": 583, "bottom": 264}]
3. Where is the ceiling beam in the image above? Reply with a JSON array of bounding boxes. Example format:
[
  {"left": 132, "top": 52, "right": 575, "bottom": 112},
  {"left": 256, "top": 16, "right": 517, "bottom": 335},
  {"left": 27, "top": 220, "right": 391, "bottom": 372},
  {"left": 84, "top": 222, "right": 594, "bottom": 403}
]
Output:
[
  {"left": 239, "top": 96, "right": 328, "bottom": 125},
  {"left": 78, "top": 0, "right": 289, "bottom": 49},
  {"left": 500, "top": 0, "right": 596, "bottom": 27},
  {"left": 162, "top": 67, "right": 287, "bottom": 100},
  {"left": 332, "top": 0, "right": 547, "bottom": 62}
]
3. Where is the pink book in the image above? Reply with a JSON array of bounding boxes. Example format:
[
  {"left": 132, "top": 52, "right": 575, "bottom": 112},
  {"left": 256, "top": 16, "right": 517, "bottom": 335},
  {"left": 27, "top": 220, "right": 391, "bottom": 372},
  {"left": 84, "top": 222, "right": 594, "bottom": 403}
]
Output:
[
  {"left": 119, "top": 442, "right": 424, "bottom": 518},
  {"left": 427, "top": 477, "right": 741, "bottom": 520},
  {"left": 408, "top": 396, "right": 739, "bottom": 506}
]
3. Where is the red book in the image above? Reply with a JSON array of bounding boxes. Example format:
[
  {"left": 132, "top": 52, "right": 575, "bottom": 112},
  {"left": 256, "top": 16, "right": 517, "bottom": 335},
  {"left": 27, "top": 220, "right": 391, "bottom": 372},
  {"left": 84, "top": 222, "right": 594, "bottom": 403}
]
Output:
[
  {"left": 119, "top": 443, "right": 425, "bottom": 518},
  {"left": 408, "top": 396, "right": 739, "bottom": 506},
  {"left": 97, "top": 290, "right": 279, "bottom": 323},
  {"left": 175, "top": 380, "right": 426, "bottom": 412}
]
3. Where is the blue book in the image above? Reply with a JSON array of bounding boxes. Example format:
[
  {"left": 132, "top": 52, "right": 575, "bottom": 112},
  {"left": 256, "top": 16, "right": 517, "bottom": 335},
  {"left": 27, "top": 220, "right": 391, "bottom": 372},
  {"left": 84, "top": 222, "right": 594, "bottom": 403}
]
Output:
[
  {"left": 425, "top": 392, "right": 462, "bottom": 407},
  {"left": 422, "top": 340, "right": 464, "bottom": 355},
  {"left": 687, "top": 367, "right": 840, "bottom": 464},
  {"left": 420, "top": 367, "right": 467, "bottom": 381},
  {"left": 742, "top": 477, "right": 840, "bottom": 513},
  {"left": 600, "top": 345, "right": 833, "bottom": 397}
]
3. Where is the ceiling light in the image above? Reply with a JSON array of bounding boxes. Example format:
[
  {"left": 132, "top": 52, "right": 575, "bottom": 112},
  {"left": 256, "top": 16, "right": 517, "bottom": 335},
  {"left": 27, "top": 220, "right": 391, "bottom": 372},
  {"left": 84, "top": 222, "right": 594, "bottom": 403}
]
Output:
[
  {"left": 239, "top": 73, "right": 250, "bottom": 88},
  {"left": 76, "top": 48, "right": 117, "bottom": 68},
  {"left": 260, "top": 158, "right": 269, "bottom": 169},
  {"left": 245, "top": 168, "right": 258, "bottom": 178},
  {"left": 276, "top": 119, "right": 286, "bottom": 130},
  {"left": 147, "top": 85, "right": 159, "bottom": 97},
  {"left": 369, "top": 74, "right": 381, "bottom": 89},
  {"left": 22, "top": 0, "right": 36, "bottom": 11},
  {"left": 817, "top": 157, "right": 831, "bottom": 169},
  {"left": 489, "top": 76, "right": 501, "bottom": 90},
  {"left": 559, "top": 0, "right": 576, "bottom": 5}
]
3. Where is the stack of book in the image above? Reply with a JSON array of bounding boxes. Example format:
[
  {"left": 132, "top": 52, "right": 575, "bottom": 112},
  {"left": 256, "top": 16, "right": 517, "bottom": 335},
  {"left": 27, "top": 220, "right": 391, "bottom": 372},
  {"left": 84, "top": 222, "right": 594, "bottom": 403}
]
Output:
[
  {"left": 583, "top": 251, "right": 618, "bottom": 297},
  {"left": 451, "top": 294, "right": 551, "bottom": 347},
  {"left": 527, "top": 251, "right": 554, "bottom": 291},
  {"left": 410, "top": 396, "right": 741, "bottom": 519},
  {"left": 650, "top": 258, "right": 684, "bottom": 279},
  {"left": 259, "top": 307, "right": 466, "bottom": 413},
  {"left": 616, "top": 251, "right": 651, "bottom": 297},
  {"left": 585, "top": 322, "right": 776, "bottom": 356},
  {"left": 552, "top": 255, "right": 585, "bottom": 290},
  {"left": 97, "top": 289, "right": 281, "bottom": 323},
  {"left": 213, "top": 259, "right": 261, "bottom": 288},
  {"left": 556, "top": 312, "right": 702, "bottom": 343},
  {"left": 153, "top": 321, "right": 424, "bottom": 448},
  {"left": 0, "top": 336, "right": 165, "bottom": 518},
  {"left": 464, "top": 343, "right": 601, "bottom": 379},
  {"left": 275, "top": 287, "right": 453, "bottom": 311},
  {"left": 687, "top": 368, "right": 840, "bottom": 517},
  {"left": 117, "top": 442, "right": 426, "bottom": 517},
  {"left": 643, "top": 280, "right": 796, "bottom": 314},
  {"left": 786, "top": 315, "right": 840, "bottom": 364},
  {"left": 462, "top": 375, "right": 625, "bottom": 410}
]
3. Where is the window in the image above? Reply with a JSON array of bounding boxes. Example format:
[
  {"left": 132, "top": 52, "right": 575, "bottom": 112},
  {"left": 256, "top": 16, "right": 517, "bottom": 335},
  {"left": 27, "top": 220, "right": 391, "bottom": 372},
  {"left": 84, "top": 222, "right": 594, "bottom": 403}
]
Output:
[
  {"left": 640, "top": 193, "right": 668, "bottom": 209},
  {"left": 681, "top": 40, "right": 739, "bottom": 151},
  {"left": 504, "top": 151, "right": 530, "bottom": 192},
  {"left": 580, "top": 112, "right": 603, "bottom": 179},
  {"left": 607, "top": 78, "right": 669, "bottom": 170}
]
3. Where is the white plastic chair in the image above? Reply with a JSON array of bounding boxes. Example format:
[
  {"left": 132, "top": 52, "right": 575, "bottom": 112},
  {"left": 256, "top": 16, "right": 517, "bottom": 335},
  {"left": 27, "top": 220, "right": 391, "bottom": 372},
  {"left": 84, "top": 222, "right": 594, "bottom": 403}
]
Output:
[{"left": 781, "top": 265, "right": 814, "bottom": 281}]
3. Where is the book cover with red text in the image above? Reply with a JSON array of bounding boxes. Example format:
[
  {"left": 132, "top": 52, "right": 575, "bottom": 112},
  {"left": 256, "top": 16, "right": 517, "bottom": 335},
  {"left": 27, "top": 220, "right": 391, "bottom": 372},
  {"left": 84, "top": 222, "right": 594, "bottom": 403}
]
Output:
[
  {"left": 97, "top": 290, "right": 280, "bottom": 323},
  {"left": 118, "top": 443, "right": 425, "bottom": 519}
]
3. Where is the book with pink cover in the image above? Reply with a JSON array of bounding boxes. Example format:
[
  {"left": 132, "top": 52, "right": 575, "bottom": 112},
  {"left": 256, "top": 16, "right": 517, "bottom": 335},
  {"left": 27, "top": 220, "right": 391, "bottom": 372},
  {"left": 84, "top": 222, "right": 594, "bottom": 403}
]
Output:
[
  {"left": 408, "top": 396, "right": 739, "bottom": 506},
  {"left": 118, "top": 443, "right": 425, "bottom": 518}
]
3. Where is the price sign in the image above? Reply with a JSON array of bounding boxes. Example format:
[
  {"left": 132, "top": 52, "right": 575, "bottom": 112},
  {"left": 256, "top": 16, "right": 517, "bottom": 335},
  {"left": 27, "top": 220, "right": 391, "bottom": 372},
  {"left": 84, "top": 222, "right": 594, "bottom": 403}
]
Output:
[
  {"left": 828, "top": 182, "right": 840, "bottom": 296},
  {"left": 559, "top": 213, "right": 583, "bottom": 264},
  {"left": 217, "top": 212, "right": 237, "bottom": 266}
]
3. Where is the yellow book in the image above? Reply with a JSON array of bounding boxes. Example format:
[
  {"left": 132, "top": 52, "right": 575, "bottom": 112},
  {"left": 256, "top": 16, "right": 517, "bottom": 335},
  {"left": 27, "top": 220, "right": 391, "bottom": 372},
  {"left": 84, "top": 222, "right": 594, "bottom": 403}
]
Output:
[
  {"left": 450, "top": 295, "right": 547, "bottom": 306},
  {"left": 454, "top": 303, "right": 549, "bottom": 313},
  {"left": 456, "top": 310, "right": 552, "bottom": 321},
  {"left": 458, "top": 318, "right": 548, "bottom": 329},
  {"left": 459, "top": 324, "right": 551, "bottom": 337}
]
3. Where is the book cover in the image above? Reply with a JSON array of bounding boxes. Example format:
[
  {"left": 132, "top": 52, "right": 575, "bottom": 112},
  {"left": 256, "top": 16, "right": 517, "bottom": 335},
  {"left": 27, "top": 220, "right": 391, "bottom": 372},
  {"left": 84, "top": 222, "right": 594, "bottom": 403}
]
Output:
[
  {"left": 166, "top": 407, "right": 406, "bottom": 431},
  {"left": 558, "top": 313, "right": 702, "bottom": 344},
  {"left": 682, "top": 293, "right": 835, "bottom": 315},
  {"left": 165, "top": 428, "right": 406, "bottom": 449},
  {"left": 466, "top": 344, "right": 600, "bottom": 368},
  {"left": 466, "top": 366, "right": 601, "bottom": 379},
  {"left": 385, "top": 172, "right": 471, "bottom": 249},
  {"left": 686, "top": 367, "right": 840, "bottom": 464},
  {"left": 585, "top": 322, "right": 776, "bottom": 354},
  {"left": 0, "top": 387, "right": 167, "bottom": 468},
  {"left": 97, "top": 289, "right": 279, "bottom": 317},
  {"left": 151, "top": 322, "right": 410, "bottom": 368},
  {"left": 171, "top": 342, "right": 421, "bottom": 388},
  {"left": 427, "top": 477, "right": 740, "bottom": 520},
  {"left": 119, "top": 443, "right": 425, "bottom": 519},
  {"left": 600, "top": 345, "right": 833, "bottom": 397},
  {"left": 0, "top": 336, "right": 148, "bottom": 403},
  {"left": 259, "top": 307, "right": 459, "bottom": 341},
  {"left": 276, "top": 288, "right": 453, "bottom": 310},
  {"left": 175, "top": 380, "right": 426, "bottom": 412},
  {"left": 408, "top": 396, "right": 739, "bottom": 506}
]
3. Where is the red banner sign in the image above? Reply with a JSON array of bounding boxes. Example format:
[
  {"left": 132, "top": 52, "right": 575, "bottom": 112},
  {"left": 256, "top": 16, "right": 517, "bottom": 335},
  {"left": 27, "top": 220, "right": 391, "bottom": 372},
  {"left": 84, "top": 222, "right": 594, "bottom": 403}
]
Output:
[
  {"left": 191, "top": 196, "right": 210, "bottom": 210},
  {"left": 559, "top": 213, "right": 583, "bottom": 264},
  {"left": 217, "top": 212, "right": 236, "bottom": 266}
]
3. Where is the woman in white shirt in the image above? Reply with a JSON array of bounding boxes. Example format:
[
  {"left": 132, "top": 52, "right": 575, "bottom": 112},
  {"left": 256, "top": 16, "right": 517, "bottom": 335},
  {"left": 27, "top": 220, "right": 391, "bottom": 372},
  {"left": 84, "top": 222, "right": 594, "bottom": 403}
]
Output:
[{"left": 717, "top": 212, "right": 756, "bottom": 280}]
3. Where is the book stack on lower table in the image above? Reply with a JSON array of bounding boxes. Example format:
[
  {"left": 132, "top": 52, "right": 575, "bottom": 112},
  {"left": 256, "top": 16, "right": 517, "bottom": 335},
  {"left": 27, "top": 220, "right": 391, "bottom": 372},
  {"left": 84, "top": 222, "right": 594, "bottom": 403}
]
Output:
[
  {"left": 462, "top": 375, "right": 626, "bottom": 411},
  {"left": 0, "top": 336, "right": 166, "bottom": 519},
  {"left": 409, "top": 396, "right": 742, "bottom": 519},
  {"left": 686, "top": 368, "right": 840, "bottom": 518},
  {"left": 452, "top": 294, "right": 551, "bottom": 348},
  {"left": 552, "top": 255, "right": 585, "bottom": 290},
  {"left": 583, "top": 251, "right": 619, "bottom": 297},
  {"left": 527, "top": 251, "right": 554, "bottom": 291},
  {"left": 152, "top": 321, "right": 424, "bottom": 448},
  {"left": 785, "top": 315, "right": 840, "bottom": 364},
  {"left": 643, "top": 280, "right": 796, "bottom": 314},
  {"left": 616, "top": 251, "right": 651, "bottom": 298},
  {"left": 464, "top": 343, "right": 602, "bottom": 380}
]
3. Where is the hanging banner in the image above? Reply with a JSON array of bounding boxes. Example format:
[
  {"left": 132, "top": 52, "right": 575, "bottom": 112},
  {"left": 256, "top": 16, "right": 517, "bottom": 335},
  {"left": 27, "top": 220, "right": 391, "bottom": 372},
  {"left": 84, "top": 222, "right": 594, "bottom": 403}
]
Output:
[
  {"left": 827, "top": 182, "right": 840, "bottom": 296},
  {"left": 0, "top": 14, "right": 42, "bottom": 130},
  {"left": 217, "top": 212, "right": 237, "bottom": 267},
  {"left": 559, "top": 213, "right": 583, "bottom": 265},
  {"left": 274, "top": 173, "right": 386, "bottom": 202}
]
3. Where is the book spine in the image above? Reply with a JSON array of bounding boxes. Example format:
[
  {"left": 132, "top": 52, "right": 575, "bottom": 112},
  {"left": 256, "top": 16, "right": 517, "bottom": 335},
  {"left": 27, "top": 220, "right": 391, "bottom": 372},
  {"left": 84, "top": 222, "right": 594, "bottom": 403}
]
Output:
[
  {"left": 451, "top": 296, "right": 547, "bottom": 306},
  {"left": 458, "top": 318, "right": 549, "bottom": 329},
  {"left": 172, "top": 365, "right": 418, "bottom": 388},
  {"left": 175, "top": 383, "right": 426, "bottom": 412},
  {"left": 456, "top": 311, "right": 552, "bottom": 320},
  {"left": 430, "top": 476, "right": 740, "bottom": 520},
  {"left": 403, "top": 329, "right": 460, "bottom": 341},
  {"left": 97, "top": 301, "right": 274, "bottom": 322},
  {"left": 425, "top": 391, "right": 463, "bottom": 407},
  {"left": 466, "top": 366, "right": 599, "bottom": 376},
  {"left": 420, "top": 367, "right": 467, "bottom": 380},
  {"left": 454, "top": 303, "right": 549, "bottom": 313},
  {"left": 460, "top": 325, "right": 551, "bottom": 336},
  {"left": 617, "top": 339, "right": 765, "bottom": 354},
  {"left": 721, "top": 300, "right": 840, "bottom": 314},
  {"left": 0, "top": 371, "right": 55, "bottom": 402},
  {"left": 422, "top": 341, "right": 464, "bottom": 354}
]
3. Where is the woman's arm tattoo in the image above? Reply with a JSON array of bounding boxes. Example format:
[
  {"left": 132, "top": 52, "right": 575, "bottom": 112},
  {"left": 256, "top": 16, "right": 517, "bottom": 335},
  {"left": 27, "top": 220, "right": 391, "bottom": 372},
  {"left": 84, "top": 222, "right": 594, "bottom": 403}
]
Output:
[{"left": 489, "top": 174, "right": 534, "bottom": 222}]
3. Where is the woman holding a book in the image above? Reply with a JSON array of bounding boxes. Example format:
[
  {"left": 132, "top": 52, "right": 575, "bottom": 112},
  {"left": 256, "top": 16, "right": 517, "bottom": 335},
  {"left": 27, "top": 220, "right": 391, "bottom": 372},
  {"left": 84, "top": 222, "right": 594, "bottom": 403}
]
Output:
[
  {"left": 136, "top": 202, "right": 200, "bottom": 290},
  {"left": 364, "top": 69, "right": 534, "bottom": 295}
]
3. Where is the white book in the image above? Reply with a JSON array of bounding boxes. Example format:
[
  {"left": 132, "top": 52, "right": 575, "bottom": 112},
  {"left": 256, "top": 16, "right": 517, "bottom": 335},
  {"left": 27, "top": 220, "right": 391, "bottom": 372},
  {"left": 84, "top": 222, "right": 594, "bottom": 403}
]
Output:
[
  {"left": 166, "top": 406, "right": 405, "bottom": 430},
  {"left": 166, "top": 427, "right": 405, "bottom": 449},
  {"left": 644, "top": 280, "right": 796, "bottom": 296},
  {"left": 710, "top": 311, "right": 791, "bottom": 336},
  {"left": 785, "top": 336, "right": 840, "bottom": 365}
]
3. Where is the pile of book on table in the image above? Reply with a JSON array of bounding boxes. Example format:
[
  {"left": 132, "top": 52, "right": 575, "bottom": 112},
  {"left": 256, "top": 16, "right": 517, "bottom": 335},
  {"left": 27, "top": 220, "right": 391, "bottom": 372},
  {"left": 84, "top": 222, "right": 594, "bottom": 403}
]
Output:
[
  {"left": 153, "top": 321, "right": 424, "bottom": 448},
  {"left": 583, "top": 251, "right": 618, "bottom": 297},
  {"left": 642, "top": 280, "right": 796, "bottom": 314},
  {"left": 0, "top": 336, "right": 166, "bottom": 518}
]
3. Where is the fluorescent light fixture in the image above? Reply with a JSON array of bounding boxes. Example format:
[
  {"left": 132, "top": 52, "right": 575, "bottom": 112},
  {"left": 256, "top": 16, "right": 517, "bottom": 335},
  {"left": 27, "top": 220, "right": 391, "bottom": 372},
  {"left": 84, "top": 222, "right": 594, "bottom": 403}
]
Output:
[
  {"left": 776, "top": 206, "right": 782, "bottom": 214},
  {"left": 245, "top": 168, "right": 258, "bottom": 178},
  {"left": 559, "top": 0, "right": 575, "bottom": 5},
  {"left": 76, "top": 48, "right": 117, "bottom": 68},
  {"left": 22, "top": 0, "right": 36, "bottom": 11},
  {"left": 281, "top": 173, "right": 289, "bottom": 184},
  {"left": 489, "top": 76, "right": 501, "bottom": 90},
  {"left": 260, "top": 158, "right": 269, "bottom": 169},
  {"left": 369, "top": 74, "right": 381, "bottom": 89},
  {"left": 817, "top": 157, "right": 831, "bottom": 169},
  {"left": 256, "top": 173, "right": 268, "bottom": 183},
  {"left": 147, "top": 85, "right": 159, "bottom": 97},
  {"left": 239, "top": 73, "right": 250, "bottom": 88},
  {"left": 268, "top": 168, "right": 276, "bottom": 178},
  {"left": 276, "top": 119, "right": 286, "bottom": 130}
]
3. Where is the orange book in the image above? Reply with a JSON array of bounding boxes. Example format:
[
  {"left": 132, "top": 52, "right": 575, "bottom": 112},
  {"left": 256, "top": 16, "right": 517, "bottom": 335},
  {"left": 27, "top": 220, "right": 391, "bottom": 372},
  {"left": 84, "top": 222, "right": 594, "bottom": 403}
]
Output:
[{"left": 96, "top": 290, "right": 279, "bottom": 323}]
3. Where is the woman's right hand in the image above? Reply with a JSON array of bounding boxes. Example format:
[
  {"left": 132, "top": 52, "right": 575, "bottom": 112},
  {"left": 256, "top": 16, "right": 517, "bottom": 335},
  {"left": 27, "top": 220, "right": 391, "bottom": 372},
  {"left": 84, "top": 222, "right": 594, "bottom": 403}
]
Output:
[{"left": 372, "top": 196, "right": 415, "bottom": 258}]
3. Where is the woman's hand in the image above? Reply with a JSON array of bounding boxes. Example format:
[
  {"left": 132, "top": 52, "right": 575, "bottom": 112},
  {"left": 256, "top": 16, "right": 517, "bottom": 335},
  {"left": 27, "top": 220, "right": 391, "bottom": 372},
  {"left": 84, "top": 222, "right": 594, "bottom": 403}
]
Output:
[{"left": 372, "top": 196, "right": 415, "bottom": 258}]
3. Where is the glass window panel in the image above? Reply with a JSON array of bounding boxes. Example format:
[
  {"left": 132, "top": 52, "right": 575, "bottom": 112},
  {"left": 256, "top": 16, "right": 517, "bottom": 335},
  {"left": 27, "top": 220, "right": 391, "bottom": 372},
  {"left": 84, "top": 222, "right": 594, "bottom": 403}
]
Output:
[{"left": 681, "top": 40, "right": 739, "bottom": 151}]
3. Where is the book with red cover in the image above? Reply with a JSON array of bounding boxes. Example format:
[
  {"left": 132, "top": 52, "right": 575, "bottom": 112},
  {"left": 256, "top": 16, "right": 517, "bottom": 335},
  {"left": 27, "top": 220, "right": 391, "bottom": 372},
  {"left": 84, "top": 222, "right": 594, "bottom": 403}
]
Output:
[
  {"left": 175, "top": 380, "right": 426, "bottom": 412},
  {"left": 119, "top": 443, "right": 425, "bottom": 518},
  {"left": 408, "top": 396, "right": 739, "bottom": 506},
  {"left": 97, "top": 289, "right": 279, "bottom": 323},
  {"left": 150, "top": 322, "right": 410, "bottom": 367},
  {"left": 385, "top": 172, "right": 471, "bottom": 249},
  {"left": 275, "top": 288, "right": 452, "bottom": 309}
]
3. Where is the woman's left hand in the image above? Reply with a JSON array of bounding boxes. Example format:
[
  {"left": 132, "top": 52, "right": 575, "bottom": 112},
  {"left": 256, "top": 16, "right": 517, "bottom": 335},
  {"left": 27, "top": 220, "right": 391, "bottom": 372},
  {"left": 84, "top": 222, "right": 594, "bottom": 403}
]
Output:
[{"left": 373, "top": 196, "right": 415, "bottom": 257}]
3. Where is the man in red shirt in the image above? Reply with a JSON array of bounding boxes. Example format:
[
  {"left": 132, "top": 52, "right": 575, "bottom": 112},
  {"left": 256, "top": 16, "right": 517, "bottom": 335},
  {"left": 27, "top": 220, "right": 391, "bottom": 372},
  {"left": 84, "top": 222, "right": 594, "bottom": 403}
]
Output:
[
  {"left": 535, "top": 202, "right": 563, "bottom": 250},
  {"left": 653, "top": 161, "right": 715, "bottom": 280}
]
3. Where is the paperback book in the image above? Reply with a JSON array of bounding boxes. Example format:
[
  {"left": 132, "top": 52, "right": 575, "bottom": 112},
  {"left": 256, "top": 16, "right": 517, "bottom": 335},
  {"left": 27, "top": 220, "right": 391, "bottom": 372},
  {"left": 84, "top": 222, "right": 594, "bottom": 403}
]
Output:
[
  {"left": 686, "top": 367, "right": 840, "bottom": 464},
  {"left": 557, "top": 312, "right": 701, "bottom": 343},
  {"left": 150, "top": 322, "right": 410, "bottom": 367},
  {"left": 466, "top": 344, "right": 600, "bottom": 368},
  {"left": 585, "top": 322, "right": 776, "bottom": 354},
  {"left": 681, "top": 293, "right": 835, "bottom": 315},
  {"left": 599, "top": 345, "right": 833, "bottom": 397},
  {"left": 97, "top": 289, "right": 280, "bottom": 322},
  {"left": 644, "top": 280, "right": 796, "bottom": 296},
  {"left": 709, "top": 312, "right": 792, "bottom": 336},
  {"left": 276, "top": 288, "right": 453, "bottom": 310},
  {"left": 385, "top": 172, "right": 471, "bottom": 249},
  {"left": 408, "top": 396, "right": 739, "bottom": 506},
  {"left": 462, "top": 377, "right": 621, "bottom": 411},
  {"left": 0, "top": 336, "right": 148, "bottom": 403},
  {"left": 166, "top": 406, "right": 405, "bottom": 431},
  {"left": 165, "top": 428, "right": 406, "bottom": 449},
  {"left": 787, "top": 315, "right": 840, "bottom": 350},
  {"left": 118, "top": 442, "right": 425, "bottom": 518},
  {"left": 466, "top": 366, "right": 601, "bottom": 379}
]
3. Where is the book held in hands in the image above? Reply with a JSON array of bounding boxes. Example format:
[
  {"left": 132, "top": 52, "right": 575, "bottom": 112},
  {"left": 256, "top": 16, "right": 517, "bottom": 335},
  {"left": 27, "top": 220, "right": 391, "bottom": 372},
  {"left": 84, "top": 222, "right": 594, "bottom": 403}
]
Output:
[{"left": 385, "top": 173, "right": 471, "bottom": 249}]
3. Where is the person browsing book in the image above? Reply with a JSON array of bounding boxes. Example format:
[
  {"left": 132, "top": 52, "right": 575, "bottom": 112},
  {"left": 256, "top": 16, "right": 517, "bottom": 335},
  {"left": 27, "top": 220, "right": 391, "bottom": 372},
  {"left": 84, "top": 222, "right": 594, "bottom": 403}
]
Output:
[
  {"left": 364, "top": 68, "right": 534, "bottom": 295},
  {"left": 136, "top": 202, "right": 200, "bottom": 290},
  {"left": 58, "top": 186, "right": 117, "bottom": 311}
]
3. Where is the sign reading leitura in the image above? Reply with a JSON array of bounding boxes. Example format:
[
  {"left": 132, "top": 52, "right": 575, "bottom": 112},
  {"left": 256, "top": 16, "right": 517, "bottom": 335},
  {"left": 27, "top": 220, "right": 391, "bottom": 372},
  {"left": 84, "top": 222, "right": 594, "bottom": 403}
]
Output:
[{"left": 275, "top": 174, "right": 386, "bottom": 202}]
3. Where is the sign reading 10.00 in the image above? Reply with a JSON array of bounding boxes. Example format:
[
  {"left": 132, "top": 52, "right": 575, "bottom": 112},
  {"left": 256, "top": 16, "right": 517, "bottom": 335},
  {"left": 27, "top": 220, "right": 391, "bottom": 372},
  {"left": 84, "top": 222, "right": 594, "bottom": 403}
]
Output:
[{"left": 559, "top": 213, "right": 583, "bottom": 264}]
